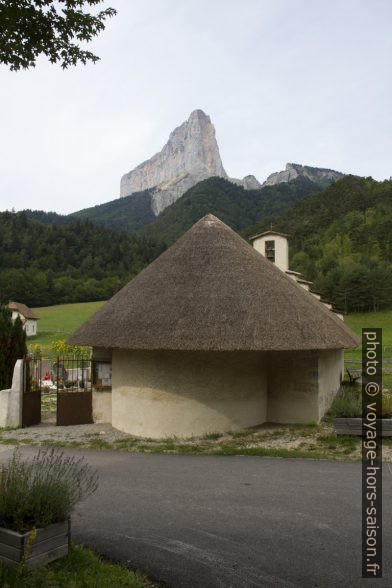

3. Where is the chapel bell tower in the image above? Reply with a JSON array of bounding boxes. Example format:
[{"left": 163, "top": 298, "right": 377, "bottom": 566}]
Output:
[{"left": 249, "top": 230, "right": 289, "bottom": 273}]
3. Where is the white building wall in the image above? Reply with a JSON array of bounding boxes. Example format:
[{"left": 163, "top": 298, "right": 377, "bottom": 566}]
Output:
[
  {"left": 94, "top": 346, "right": 344, "bottom": 435},
  {"left": 93, "top": 390, "right": 112, "bottom": 423},
  {"left": 252, "top": 234, "right": 289, "bottom": 272},
  {"left": 318, "top": 349, "right": 344, "bottom": 420},
  {"left": 267, "top": 349, "right": 344, "bottom": 424},
  {"left": 25, "top": 319, "right": 37, "bottom": 337},
  {"left": 91, "top": 347, "right": 112, "bottom": 423},
  {"left": 0, "top": 360, "right": 23, "bottom": 428},
  {"left": 10, "top": 311, "right": 37, "bottom": 337},
  {"left": 111, "top": 350, "right": 268, "bottom": 438},
  {"left": 267, "top": 351, "right": 320, "bottom": 423}
]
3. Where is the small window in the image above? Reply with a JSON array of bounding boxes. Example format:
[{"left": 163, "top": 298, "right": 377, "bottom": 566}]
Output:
[{"left": 265, "top": 240, "right": 275, "bottom": 262}]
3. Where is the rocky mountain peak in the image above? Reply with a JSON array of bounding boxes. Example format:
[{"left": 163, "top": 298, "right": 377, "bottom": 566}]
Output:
[
  {"left": 120, "top": 109, "right": 228, "bottom": 214},
  {"left": 188, "top": 108, "right": 210, "bottom": 121},
  {"left": 262, "top": 163, "right": 344, "bottom": 187},
  {"left": 120, "top": 112, "right": 344, "bottom": 217}
]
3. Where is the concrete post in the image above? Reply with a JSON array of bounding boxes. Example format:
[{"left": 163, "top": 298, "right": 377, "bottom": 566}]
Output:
[{"left": 0, "top": 359, "right": 24, "bottom": 428}]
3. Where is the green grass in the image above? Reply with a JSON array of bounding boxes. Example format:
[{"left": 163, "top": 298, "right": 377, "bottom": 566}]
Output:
[
  {"left": 345, "top": 310, "right": 392, "bottom": 359},
  {"left": 317, "top": 434, "right": 358, "bottom": 452},
  {"left": 29, "top": 301, "right": 105, "bottom": 352},
  {"left": 0, "top": 544, "right": 153, "bottom": 587},
  {"left": 0, "top": 423, "right": 367, "bottom": 461}
]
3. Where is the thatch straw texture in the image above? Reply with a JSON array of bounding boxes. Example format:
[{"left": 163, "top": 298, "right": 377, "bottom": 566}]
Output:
[{"left": 68, "top": 214, "right": 359, "bottom": 351}]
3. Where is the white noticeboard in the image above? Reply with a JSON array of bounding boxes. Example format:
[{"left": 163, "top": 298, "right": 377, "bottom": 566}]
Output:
[{"left": 96, "top": 362, "right": 112, "bottom": 387}]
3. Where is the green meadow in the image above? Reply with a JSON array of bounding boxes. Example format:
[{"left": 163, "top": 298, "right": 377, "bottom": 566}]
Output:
[
  {"left": 29, "top": 301, "right": 105, "bottom": 353},
  {"left": 345, "top": 310, "right": 392, "bottom": 359}
]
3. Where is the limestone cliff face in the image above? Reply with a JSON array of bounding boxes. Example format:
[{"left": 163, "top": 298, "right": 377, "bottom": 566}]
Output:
[
  {"left": 262, "top": 163, "right": 344, "bottom": 187},
  {"left": 229, "top": 174, "right": 261, "bottom": 190},
  {"left": 120, "top": 110, "right": 228, "bottom": 215},
  {"left": 120, "top": 114, "right": 343, "bottom": 217}
]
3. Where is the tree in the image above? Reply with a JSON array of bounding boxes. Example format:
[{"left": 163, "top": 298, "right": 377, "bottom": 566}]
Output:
[
  {"left": 0, "top": 305, "right": 27, "bottom": 389},
  {"left": 0, "top": 0, "right": 116, "bottom": 71}
]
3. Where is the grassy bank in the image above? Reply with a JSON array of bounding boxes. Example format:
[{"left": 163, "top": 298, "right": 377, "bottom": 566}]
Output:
[
  {"left": 0, "top": 544, "right": 153, "bottom": 587},
  {"left": 3, "top": 422, "right": 391, "bottom": 461}
]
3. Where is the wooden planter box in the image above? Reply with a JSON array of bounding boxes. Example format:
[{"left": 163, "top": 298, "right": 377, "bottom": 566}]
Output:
[
  {"left": 0, "top": 520, "right": 70, "bottom": 570},
  {"left": 333, "top": 418, "right": 392, "bottom": 436}
]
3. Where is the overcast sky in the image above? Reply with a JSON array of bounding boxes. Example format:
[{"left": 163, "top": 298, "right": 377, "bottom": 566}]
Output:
[{"left": 0, "top": 0, "right": 391, "bottom": 214}]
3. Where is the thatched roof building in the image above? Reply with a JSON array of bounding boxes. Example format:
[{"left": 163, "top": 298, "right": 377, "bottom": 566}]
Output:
[
  {"left": 8, "top": 301, "right": 39, "bottom": 337},
  {"left": 69, "top": 214, "right": 358, "bottom": 438},
  {"left": 69, "top": 214, "right": 357, "bottom": 351},
  {"left": 8, "top": 301, "right": 39, "bottom": 321}
]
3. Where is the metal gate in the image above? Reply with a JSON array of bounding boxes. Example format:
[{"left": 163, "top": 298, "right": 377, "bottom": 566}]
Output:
[
  {"left": 22, "top": 357, "right": 41, "bottom": 427},
  {"left": 55, "top": 358, "right": 93, "bottom": 426},
  {"left": 22, "top": 357, "right": 93, "bottom": 427}
]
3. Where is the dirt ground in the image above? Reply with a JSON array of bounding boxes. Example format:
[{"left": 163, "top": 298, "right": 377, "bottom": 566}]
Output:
[{"left": 1, "top": 420, "right": 391, "bottom": 461}]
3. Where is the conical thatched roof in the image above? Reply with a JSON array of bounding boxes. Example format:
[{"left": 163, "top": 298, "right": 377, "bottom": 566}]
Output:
[{"left": 68, "top": 214, "right": 359, "bottom": 351}]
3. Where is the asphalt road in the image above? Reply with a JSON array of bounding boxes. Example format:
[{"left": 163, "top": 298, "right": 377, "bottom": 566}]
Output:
[{"left": 1, "top": 448, "right": 391, "bottom": 587}]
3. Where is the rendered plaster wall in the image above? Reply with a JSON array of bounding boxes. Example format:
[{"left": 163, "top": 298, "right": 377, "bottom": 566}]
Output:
[
  {"left": 267, "top": 350, "right": 320, "bottom": 423},
  {"left": 318, "top": 349, "right": 344, "bottom": 420},
  {"left": 111, "top": 350, "right": 267, "bottom": 438},
  {"left": 92, "top": 390, "right": 112, "bottom": 423}
]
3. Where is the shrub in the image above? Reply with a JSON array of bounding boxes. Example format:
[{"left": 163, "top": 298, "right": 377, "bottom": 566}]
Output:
[
  {"left": 382, "top": 392, "right": 392, "bottom": 418},
  {"left": 0, "top": 305, "right": 27, "bottom": 390},
  {"left": 0, "top": 448, "right": 98, "bottom": 532},
  {"left": 328, "top": 385, "right": 361, "bottom": 418},
  {"left": 51, "top": 340, "right": 90, "bottom": 360},
  {"left": 329, "top": 385, "right": 392, "bottom": 419},
  {"left": 29, "top": 344, "right": 42, "bottom": 360}
]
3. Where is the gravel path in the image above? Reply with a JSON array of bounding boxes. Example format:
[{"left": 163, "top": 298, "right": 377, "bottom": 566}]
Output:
[{"left": 0, "top": 422, "right": 128, "bottom": 443}]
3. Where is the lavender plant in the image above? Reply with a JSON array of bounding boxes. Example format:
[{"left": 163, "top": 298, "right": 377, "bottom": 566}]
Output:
[{"left": 0, "top": 449, "right": 98, "bottom": 532}]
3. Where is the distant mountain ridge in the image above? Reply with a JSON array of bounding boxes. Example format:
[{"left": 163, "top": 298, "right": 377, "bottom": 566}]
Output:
[
  {"left": 120, "top": 109, "right": 264, "bottom": 215},
  {"left": 22, "top": 175, "right": 323, "bottom": 237},
  {"left": 140, "top": 176, "right": 321, "bottom": 245},
  {"left": 19, "top": 111, "right": 345, "bottom": 234},
  {"left": 19, "top": 110, "right": 346, "bottom": 236},
  {"left": 119, "top": 109, "right": 344, "bottom": 216},
  {"left": 262, "top": 163, "right": 344, "bottom": 187}
]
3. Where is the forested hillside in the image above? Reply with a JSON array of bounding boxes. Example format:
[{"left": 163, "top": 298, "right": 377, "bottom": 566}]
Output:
[
  {"left": 22, "top": 177, "right": 320, "bottom": 237},
  {"left": 4, "top": 176, "right": 392, "bottom": 313},
  {"left": 141, "top": 176, "right": 320, "bottom": 244},
  {"left": 24, "top": 189, "right": 155, "bottom": 233},
  {"left": 69, "top": 189, "right": 155, "bottom": 232},
  {"left": 244, "top": 176, "right": 392, "bottom": 312},
  {"left": 0, "top": 212, "right": 164, "bottom": 307}
]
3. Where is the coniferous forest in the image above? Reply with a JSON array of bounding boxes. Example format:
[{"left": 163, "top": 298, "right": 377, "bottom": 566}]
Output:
[
  {"left": 0, "top": 212, "right": 165, "bottom": 307},
  {"left": 244, "top": 176, "right": 392, "bottom": 313},
  {"left": 1, "top": 175, "right": 392, "bottom": 313}
]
